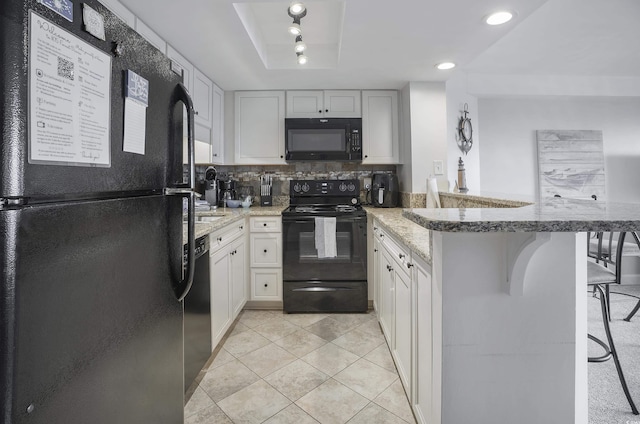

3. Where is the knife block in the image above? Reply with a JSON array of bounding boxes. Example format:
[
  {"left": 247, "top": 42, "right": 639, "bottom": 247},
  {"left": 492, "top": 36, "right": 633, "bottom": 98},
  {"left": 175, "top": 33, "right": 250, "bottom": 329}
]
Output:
[{"left": 260, "top": 195, "right": 272, "bottom": 207}]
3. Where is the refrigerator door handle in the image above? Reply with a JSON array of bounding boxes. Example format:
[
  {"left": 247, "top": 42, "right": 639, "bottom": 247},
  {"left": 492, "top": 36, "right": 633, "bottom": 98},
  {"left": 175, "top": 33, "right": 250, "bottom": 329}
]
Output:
[{"left": 172, "top": 82, "right": 197, "bottom": 301}]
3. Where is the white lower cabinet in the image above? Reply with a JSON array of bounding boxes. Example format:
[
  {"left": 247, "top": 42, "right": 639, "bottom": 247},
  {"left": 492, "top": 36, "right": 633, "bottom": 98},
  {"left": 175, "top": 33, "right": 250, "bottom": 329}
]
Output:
[
  {"left": 412, "top": 254, "right": 439, "bottom": 424},
  {"left": 209, "top": 220, "right": 247, "bottom": 348},
  {"left": 249, "top": 217, "right": 282, "bottom": 301},
  {"left": 372, "top": 218, "right": 440, "bottom": 424},
  {"left": 393, "top": 264, "right": 412, "bottom": 391}
]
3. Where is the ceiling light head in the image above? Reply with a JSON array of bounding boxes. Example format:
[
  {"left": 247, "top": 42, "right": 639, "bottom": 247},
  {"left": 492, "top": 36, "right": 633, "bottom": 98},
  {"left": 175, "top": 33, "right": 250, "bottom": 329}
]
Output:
[
  {"left": 288, "top": 1, "right": 306, "bottom": 16},
  {"left": 485, "top": 11, "right": 513, "bottom": 25},
  {"left": 294, "top": 35, "right": 306, "bottom": 53},
  {"left": 296, "top": 52, "right": 308, "bottom": 65},
  {"left": 288, "top": 22, "right": 301, "bottom": 36},
  {"left": 436, "top": 62, "right": 456, "bottom": 70}
]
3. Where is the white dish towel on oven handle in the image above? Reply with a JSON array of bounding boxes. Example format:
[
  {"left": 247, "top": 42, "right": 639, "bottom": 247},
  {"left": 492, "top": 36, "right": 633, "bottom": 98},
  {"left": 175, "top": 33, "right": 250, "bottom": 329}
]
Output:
[{"left": 315, "top": 217, "right": 337, "bottom": 258}]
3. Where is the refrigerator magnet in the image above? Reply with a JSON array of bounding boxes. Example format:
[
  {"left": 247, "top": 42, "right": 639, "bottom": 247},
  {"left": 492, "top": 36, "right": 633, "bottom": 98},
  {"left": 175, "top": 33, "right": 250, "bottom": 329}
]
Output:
[{"left": 82, "top": 4, "right": 105, "bottom": 41}]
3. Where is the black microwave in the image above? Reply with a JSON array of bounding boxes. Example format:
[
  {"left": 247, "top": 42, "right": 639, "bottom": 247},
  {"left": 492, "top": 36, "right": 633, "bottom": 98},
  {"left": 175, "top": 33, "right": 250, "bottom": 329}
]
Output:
[{"left": 285, "top": 118, "right": 362, "bottom": 161}]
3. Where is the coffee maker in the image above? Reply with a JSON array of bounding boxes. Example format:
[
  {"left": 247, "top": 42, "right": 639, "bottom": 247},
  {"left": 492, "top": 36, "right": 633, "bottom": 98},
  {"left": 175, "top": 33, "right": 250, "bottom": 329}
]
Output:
[
  {"left": 204, "top": 167, "right": 218, "bottom": 209},
  {"left": 371, "top": 173, "right": 399, "bottom": 207},
  {"left": 219, "top": 179, "right": 237, "bottom": 207}
]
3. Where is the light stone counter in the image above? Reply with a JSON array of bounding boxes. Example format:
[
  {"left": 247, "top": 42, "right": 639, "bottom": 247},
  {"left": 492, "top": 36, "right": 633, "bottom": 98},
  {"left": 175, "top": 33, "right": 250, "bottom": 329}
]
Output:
[
  {"left": 405, "top": 197, "right": 640, "bottom": 232},
  {"left": 364, "top": 207, "right": 431, "bottom": 263},
  {"left": 183, "top": 206, "right": 285, "bottom": 241}
]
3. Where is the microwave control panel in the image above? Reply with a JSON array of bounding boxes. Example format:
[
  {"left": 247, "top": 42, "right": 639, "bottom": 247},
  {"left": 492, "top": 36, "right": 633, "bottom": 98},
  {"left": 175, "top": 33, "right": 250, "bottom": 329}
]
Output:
[{"left": 350, "top": 130, "right": 361, "bottom": 152}]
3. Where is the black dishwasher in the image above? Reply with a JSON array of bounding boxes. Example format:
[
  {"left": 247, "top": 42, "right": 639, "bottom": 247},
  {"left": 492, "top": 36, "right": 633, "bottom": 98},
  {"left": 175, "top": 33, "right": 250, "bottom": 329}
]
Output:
[{"left": 183, "top": 235, "right": 211, "bottom": 393}]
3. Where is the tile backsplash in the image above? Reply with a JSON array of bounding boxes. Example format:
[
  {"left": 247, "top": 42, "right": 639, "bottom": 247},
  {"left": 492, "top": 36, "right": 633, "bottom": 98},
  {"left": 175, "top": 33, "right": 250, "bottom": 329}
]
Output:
[{"left": 188, "top": 163, "right": 397, "bottom": 205}]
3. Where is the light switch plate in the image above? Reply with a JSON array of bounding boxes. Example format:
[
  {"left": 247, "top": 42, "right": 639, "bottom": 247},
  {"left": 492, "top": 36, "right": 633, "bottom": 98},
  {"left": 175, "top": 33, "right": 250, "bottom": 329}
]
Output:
[{"left": 433, "top": 160, "right": 444, "bottom": 176}]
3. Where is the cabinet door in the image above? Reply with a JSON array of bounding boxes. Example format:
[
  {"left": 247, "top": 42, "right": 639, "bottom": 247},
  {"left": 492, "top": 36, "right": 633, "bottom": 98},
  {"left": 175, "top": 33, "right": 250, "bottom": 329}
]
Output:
[
  {"left": 183, "top": 122, "right": 212, "bottom": 165},
  {"left": 286, "top": 91, "right": 323, "bottom": 118},
  {"left": 135, "top": 18, "right": 166, "bottom": 53},
  {"left": 251, "top": 268, "right": 282, "bottom": 300},
  {"left": 230, "top": 237, "right": 247, "bottom": 319},
  {"left": 235, "top": 91, "right": 286, "bottom": 164},
  {"left": 362, "top": 90, "right": 399, "bottom": 164},
  {"left": 100, "top": 0, "right": 135, "bottom": 28},
  {"left": 379, "top": 248, "right": 395, "bottom": 345},
  {"left": 193, "top": 69, "right": 213, "bottom": 128},
  {"left": 210, "top": 248, "right": 231, "bottom": 347},
  {"left": 324, "top": 90, "right": 361, "bottom": 118},
  {"left": 393, "top": 267, "right": 412, "bottom": 394},
  {"left": 211, "top": 83, "right": 224, "bottom": 164},
  {"left": 413, "top": 256, "right": 438, "bottom": 424},
  {"left": 250, "top": 233, "right": 281, "bottom": 267}
]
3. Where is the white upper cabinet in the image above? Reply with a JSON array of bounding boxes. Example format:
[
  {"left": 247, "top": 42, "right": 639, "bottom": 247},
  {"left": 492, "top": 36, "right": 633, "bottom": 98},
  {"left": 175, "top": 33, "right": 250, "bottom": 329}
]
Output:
[
  {"left": 235, "top": 91, "right": 286, "bottom": 165},
  {"left": 362, "top": 90, "right": 399, "bottom": 164},
  {"left": 193, "top": 68, "right": 213, "bottom": 128},
  {"left": 134, "top": 18, "right": 166, "bottom": 54},
  {"left": 99, "top": 0, "right": 135, "bottom": 28},
  {"left": 286, "top": 90, "right": 361, "bottom": 118},
  {"left": 211, "top": 83, "right": 224, "bottom": 164}
]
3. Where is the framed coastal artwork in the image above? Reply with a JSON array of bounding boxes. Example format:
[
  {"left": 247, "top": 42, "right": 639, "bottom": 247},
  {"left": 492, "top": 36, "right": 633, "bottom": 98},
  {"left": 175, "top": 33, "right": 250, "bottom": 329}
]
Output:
[{"left": 536, "top": 130, "right": 605, "bottom": 201}]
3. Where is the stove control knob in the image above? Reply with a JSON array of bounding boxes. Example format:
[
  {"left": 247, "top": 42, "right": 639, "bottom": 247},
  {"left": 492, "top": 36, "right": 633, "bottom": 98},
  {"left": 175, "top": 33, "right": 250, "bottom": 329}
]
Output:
[
  {"left": 339, "top": 183, "right": 347, "bottom": 192},
  {"left": 348, "top": 183, "right": 356, "bottom": 192},
  {"left": 351, "top": 197, "right": 358, "bottom": 205},
  {"left": 293, "top": 183, "right": 301, "bottom": 193},
  {"left": 302, "top": 183, "right": 310, "bottom": 192}
]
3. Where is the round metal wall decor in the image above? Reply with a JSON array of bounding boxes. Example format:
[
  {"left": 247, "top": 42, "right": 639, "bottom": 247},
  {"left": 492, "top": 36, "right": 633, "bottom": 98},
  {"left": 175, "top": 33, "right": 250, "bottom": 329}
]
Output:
[{"left": 457, "top": 103, "right": 473, "bottom": 155}]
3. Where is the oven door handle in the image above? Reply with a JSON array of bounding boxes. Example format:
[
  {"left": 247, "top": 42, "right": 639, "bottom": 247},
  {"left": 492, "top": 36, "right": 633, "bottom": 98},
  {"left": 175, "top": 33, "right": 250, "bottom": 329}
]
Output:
[{"left": 291, "top": 287, "right": 357, "bottom": 292}]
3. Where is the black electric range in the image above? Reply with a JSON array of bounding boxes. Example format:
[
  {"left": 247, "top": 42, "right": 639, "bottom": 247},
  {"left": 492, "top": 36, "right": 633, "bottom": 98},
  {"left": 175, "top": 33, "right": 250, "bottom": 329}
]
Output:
[{"left": 282, "top": 179, "right": 368, "bottom": 313}]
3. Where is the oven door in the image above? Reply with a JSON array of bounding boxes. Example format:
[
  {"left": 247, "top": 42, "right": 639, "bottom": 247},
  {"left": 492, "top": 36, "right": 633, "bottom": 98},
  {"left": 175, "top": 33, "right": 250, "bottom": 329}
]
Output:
[{"left": 282, "top": 214, "right": 367, "bottom": 282}]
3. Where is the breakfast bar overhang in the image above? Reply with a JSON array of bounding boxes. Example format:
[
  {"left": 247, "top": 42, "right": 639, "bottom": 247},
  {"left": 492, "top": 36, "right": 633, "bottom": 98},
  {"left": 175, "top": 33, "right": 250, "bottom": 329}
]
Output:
[{"left": 403, "top": 198, "right": 640, "bottom": 424}]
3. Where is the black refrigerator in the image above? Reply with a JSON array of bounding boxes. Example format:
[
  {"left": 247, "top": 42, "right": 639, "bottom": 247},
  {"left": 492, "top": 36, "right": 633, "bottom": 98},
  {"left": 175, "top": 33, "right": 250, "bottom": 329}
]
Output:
[{"left": 0, "top": 0, "right": 199, "bottom": 423}]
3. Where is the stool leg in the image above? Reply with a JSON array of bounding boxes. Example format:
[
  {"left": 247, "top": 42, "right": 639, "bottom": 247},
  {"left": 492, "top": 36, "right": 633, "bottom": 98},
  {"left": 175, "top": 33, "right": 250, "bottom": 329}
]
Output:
[
  {"left": 624, "top": 299, "right": 640, "bottom": 322},
  {"left": 596, "top": 285, "right": 639, "bottom": 415}
]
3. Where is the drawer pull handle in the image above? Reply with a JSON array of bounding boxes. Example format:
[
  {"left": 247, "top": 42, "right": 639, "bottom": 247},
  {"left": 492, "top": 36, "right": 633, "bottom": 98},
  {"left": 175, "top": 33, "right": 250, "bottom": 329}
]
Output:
[
  {"left": 239, "top": 225, "right": 244, "bottom": 230},
  {"left": 399, "top": 253, "right": 405, "bottom": 259},
  {"left": 263, "top": 223, "right": 267, "bottom": 227},
  {"left": 264, "top": 283, "right": 268, "bottom": 287},
  {"left": 374, "top": 249, "right": 378, "bottom": 253},
  {"left": 407, "top": 263, "right": 414, "bottom": 268},
  {"left": 264, "top": 249, "right": 268, "bottom": 253},
  {"left": 217, "top": 237, "right": 222, "bottom": 242}
]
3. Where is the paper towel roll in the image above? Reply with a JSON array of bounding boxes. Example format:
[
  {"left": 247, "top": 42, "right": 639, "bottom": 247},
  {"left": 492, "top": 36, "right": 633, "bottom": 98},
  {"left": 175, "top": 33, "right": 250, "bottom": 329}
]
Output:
[{"left": 427, "top": 177, "right": 441, "bottom": 208}]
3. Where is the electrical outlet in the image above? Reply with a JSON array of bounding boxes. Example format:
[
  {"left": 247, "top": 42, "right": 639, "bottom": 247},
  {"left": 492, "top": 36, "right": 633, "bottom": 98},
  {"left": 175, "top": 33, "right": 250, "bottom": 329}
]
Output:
[
  {"left": 363, "top": 177, "right": 372, "bottom": 190},
  {"left": 433, "top": 160, "right": 444, "bottom": 176}
]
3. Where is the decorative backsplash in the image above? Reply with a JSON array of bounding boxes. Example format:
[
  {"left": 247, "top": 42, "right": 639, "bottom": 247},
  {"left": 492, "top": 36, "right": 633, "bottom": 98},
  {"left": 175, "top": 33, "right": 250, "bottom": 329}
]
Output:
[{"left": 188, "top": 163, "right": 397, "bottom": 205}]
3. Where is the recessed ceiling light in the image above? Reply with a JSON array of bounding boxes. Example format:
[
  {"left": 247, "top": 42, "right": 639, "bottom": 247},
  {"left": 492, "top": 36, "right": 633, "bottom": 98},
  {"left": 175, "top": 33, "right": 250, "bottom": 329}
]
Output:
[
  {"left": 485, "top": 11, "right": 513, "bottom": 25},
  {"left": 436, "top": 62, "right": 456, "bottom": 70}
]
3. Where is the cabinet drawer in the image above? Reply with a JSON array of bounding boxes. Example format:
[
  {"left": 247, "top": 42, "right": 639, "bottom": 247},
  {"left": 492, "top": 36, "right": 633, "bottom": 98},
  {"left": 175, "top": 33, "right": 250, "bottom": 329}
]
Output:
[
  {"left": 250, "top": 233, "right": 281, "bottom": 267},
  {"left": 250, "top": 216, "right": 282, "bottom": 233},
  {"left": 376, "top": 225, "right": 410, "bottom": 276},
  {"left": 251, "top": 268, "right": 281, "bottom": 299},
  {"left": 210, "top": 219, "right": 246, "bottom": 252}
]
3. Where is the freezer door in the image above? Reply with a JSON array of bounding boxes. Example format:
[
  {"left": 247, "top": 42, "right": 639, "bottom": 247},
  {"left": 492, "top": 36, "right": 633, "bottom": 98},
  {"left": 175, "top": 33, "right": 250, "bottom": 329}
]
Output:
[
  {"left": 0, "top": 195, "right": 184, "bottom": 423},
  {"left": 0, "top": 0, "right": 184, "bottom": 199}
]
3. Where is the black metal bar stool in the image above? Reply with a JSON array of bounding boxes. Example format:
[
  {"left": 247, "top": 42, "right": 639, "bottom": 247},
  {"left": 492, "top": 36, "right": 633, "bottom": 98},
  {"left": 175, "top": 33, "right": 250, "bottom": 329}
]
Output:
[{"left": 588, "top": 231, "right": 639, "bottom": 415}]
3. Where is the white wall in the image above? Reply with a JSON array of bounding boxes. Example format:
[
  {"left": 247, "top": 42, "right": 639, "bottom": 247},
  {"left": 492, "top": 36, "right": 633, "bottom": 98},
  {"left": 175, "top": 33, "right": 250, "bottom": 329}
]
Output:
[
  {"left": 446, "top": 73, "right": 480, "bottom": 192},
  {"left": 478, "top": 96, "right": 640, "bottom": 203}
]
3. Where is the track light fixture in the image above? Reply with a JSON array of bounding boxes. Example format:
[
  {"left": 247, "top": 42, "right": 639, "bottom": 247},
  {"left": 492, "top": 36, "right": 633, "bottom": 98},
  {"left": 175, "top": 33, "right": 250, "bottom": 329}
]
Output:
[{"left": 287, "top": 4, "right": 308, "bottom": 64}]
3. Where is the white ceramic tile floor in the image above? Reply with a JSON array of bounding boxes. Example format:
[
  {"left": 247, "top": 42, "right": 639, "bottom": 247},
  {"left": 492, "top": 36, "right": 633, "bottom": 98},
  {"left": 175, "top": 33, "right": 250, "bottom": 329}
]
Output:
[{"left": 185, "top": 310, "right": 417, "bottom": 424}]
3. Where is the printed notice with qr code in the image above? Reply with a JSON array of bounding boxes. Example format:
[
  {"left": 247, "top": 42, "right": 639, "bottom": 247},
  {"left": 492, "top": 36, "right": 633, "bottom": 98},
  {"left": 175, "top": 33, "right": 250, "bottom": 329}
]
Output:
[{"left": 28, "top": 11, "right": 112, "bottom": 167}]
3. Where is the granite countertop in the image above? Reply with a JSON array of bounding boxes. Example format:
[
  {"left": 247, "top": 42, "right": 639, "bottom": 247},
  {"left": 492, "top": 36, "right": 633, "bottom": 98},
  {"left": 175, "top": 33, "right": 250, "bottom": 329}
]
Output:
[
  {"left": 184, "top": 206, "right": 285, "bottom": 240},
  {"left": 404, "top": 197, "right": 640, "bottom": 233},
  {"left": 365, "top": 207, "right": 431, "bottom": 263}
]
